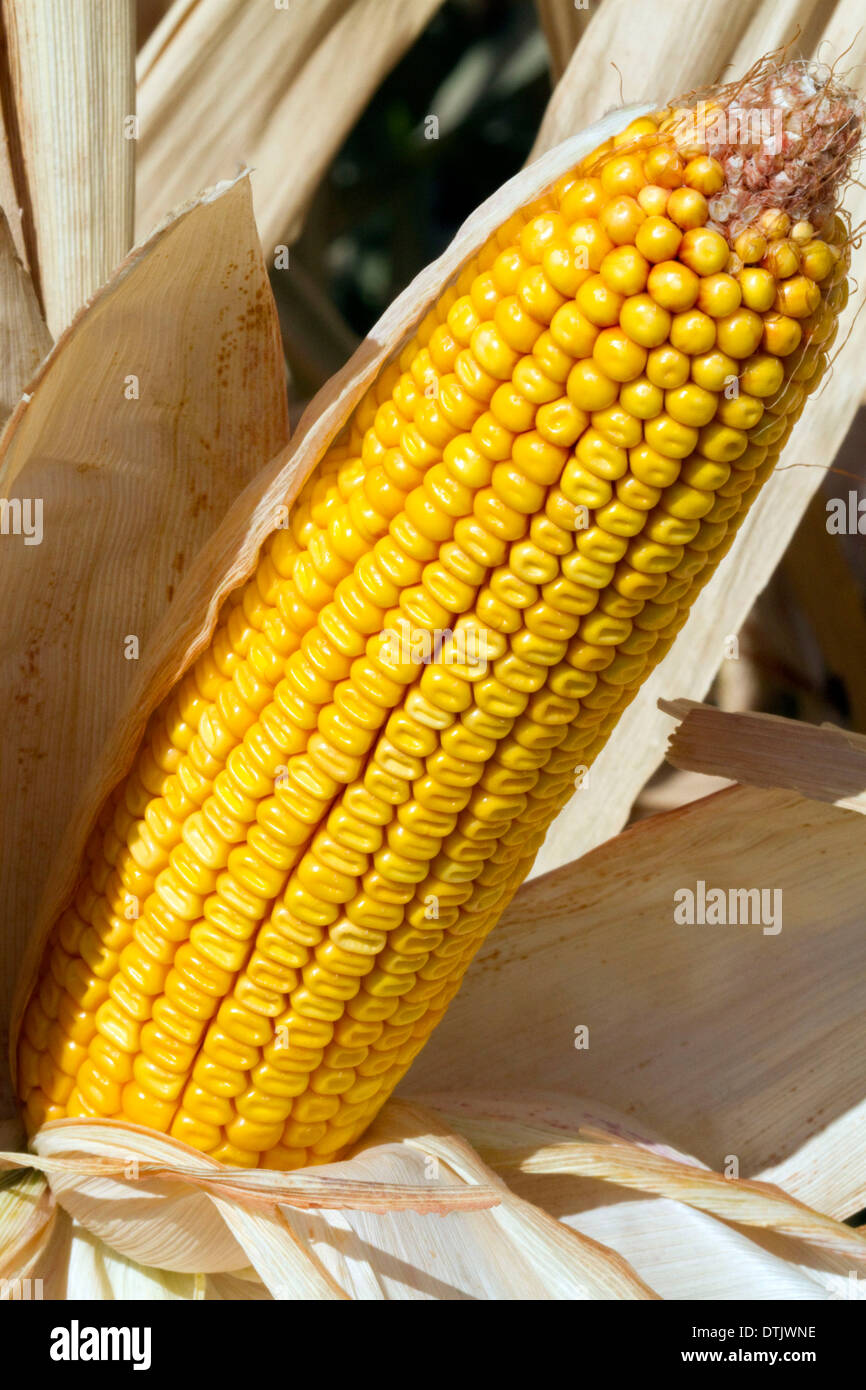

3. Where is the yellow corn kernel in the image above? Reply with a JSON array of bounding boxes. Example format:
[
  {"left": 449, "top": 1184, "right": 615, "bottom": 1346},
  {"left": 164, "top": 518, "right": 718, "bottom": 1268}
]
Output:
[{"left": 17, "top": 82, "right": 853, "bottom": 1174}]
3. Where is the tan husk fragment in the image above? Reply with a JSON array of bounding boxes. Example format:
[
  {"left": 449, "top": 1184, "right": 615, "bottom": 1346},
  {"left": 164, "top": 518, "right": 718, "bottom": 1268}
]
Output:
[
  {"left": 0, "top": 210, "right": 50, "bottom": 427},
  {"left": 0, "top": 175, "right": 289, "bottom": 1120},
  {"left": 417, "top": 1098, "right": 866, "bottom": 1261},
  {"left": 408, "top": 779, "right": 866, "bottom": 1221},
  {"left": 4, "top": 0, "right": 136, "bottom": 335},
  {"left": 136, "top": 0, "right": 445, "bottom": 247},
  {"left": 662, "top": 698, "right": 866, "bottom": 810}
]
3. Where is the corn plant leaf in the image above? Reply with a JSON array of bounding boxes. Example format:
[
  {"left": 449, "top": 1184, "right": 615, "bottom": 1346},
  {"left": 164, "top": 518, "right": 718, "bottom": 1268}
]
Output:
[
  {"left": 136, "top": 0, "right": 444, "bottom": 249},
  {"left": 0, "top": 176, "right": 289, "bottom": 1116},
  {"left": 4, "top": 0, "right": 136, "bottom": 335},
  {"left": 136, "top": 0, "right": 173, "bottom": 48},
  {"left": 0, "top": 72, "right": 26, "bottom": 266},
  {"left": 406, "top": 783, "right": 866, "bottom": 1220}
]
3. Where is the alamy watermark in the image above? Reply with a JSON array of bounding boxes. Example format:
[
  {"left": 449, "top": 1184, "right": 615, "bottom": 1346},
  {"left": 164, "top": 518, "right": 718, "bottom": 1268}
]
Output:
[
  {"left": 674, "top": 880, "right": 782, "bottom": 935},
  {"left": 379, "top": 618, "right": 495, "bottom": 669},
  {"left": 0, "top": 496, "right": 42, "bottom": 545},
  {"left": 826, "top": 492, "right": 866, "bottom": 535}
]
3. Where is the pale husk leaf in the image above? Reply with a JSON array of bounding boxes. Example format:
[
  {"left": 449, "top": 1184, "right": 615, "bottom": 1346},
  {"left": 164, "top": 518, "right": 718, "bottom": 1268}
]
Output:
[
  {"left": 4, "top": 0, "right": 136, "bottom": 334},
  {"left": 0, "top": 209, "right": 50, "bottom": 427},
  {"left": 64, "top": 1224, "right": 199, "bottom": 1299},
  {"left": 533, "top": 0, "right": 592, "bottom": 82},
  {"left": 416, "top": 1092, "right": 866, "bottom": 1299},
  {"left": 0, "top": 1104, "right": 654, "bottom": 1299},
  {"left": 136, "top": 0, "right": 444, "bottom": 248},
  {"left": 362, "top": 1101, "right": 657, "bottom": 1298},
  {"left": 0, "top": 1169, "right": 213, "bottom": 1299},
  {"left": 662, "top": 700, "right": 866, "bottom": 812},
  {"left": 417, "top": 1095, "right": 866, "bottom": 1261},
  {"left": 0, "top": 1167, "right": 57, "bottom": 1281},
  {"left": 406, "top": 784, "right": 866, "bottom": 1219},
  {"left": 0, "top": 1169, "right": 75, "bottom": 1298},
  {"left": 0, "top": 176, "right": 289, "bottom": 1098},
  {"left": 569, "top": 1199, "right": 862, "bottom": 1300}
]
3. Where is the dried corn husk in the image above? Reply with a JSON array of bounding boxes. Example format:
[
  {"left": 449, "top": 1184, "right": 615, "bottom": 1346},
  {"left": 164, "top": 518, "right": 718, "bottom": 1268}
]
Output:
[
  {"left": 136, "top": 0, "right": 444, "bottom": 247},
  {"left": 0, "top": 211, "right": 50, "bottom": 426},
  {"left": 0, "top": 176, "right": 289, "bottom": 1115},
  {"left": 4, "top": 0, "right": 135, "bottom": 334},
  {"left": 0, "top": 1109, "right": 655, "bottom": 1299},
  {"left": 3, "top": 1083, "right": 860, "bottom": 1298},
  {"left": 662, "top": 700, "right": 866, "bottom": 811},
  {"left": 409, "top": 772, "right": 866, "bottom": 1220},
  {"left": 426, "top": 1097, "right": 866, "bottom": 1261}
]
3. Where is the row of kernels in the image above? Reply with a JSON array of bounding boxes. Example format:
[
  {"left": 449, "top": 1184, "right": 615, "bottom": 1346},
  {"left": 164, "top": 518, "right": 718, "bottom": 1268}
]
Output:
[
  {"left": 169, "top": 428, "right": 603, "bottom": 1156},
  {"left": 22, "top": 322, "right": 475, "bottom": 1128}
]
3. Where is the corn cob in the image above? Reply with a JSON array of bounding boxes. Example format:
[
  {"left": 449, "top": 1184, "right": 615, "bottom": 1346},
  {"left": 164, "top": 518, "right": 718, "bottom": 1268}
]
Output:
[{"left": 17, "top": 60, "right": 861, "bottom": 1168}]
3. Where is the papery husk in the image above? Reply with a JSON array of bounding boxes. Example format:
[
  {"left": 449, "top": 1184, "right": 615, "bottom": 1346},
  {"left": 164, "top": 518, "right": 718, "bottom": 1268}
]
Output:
[
  {"left": 663, "top": 700, "right": 866, "bottom": 812},
  {"left": 0, "top": 60, "right": 26, "bottom": 266},
  {"left": 534, "top": 0, "right": 592, "bottom": 83},
  {"left": 564, "top": 1203, "right": 866, "bottom": 1299},
  {"left": 0, "top": 1166, "right": 57, "bottom": 1280},
  {"left": 6, "top": 1097, "right": 857, "bottom": 1299},
  {"left": 408, "top": 779, "right": 866, "bottom": 1220},
  {"left": 0, "top": 1168, "right": 207, "bottom": 1298},
  {"left": 366, "top": 1100, "right": 657, "bottom": 1298},
  {"left": 531, "top": 17, "right": 866, "bottom": 877},
  {"left": 0, "top": 209, "right": 50, "bottom": 427},
  {"left": 8, "top": 99, "right": 651, "bottom": 1082},
  {"left": 136, "top": 0, "right": 444, "bottom": 247},
  {"left": 0, "top": 1108, "right": 655, "bottom": 1299},
  {"left": 4, "top": 0, "right": 135, "bottom": 334},
  {"left": 417, "top": 1094, "right": 866, "bottom": 1262},
  {"left": 1, "top": 175, "right": 289, "bottom": 1104}
]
